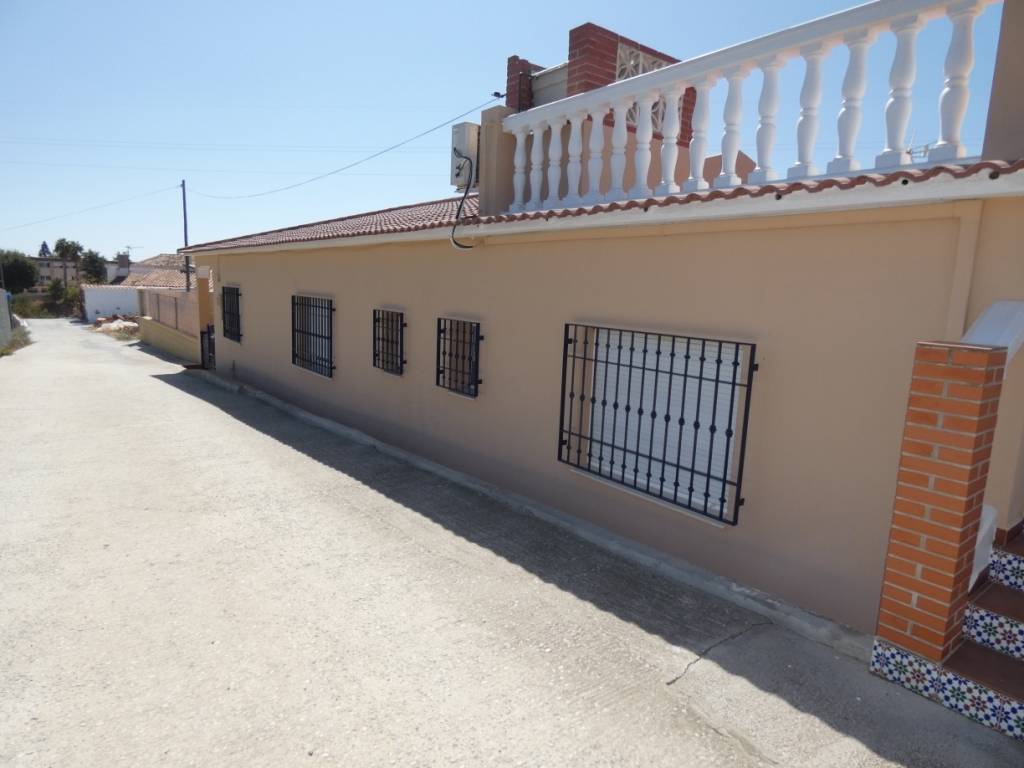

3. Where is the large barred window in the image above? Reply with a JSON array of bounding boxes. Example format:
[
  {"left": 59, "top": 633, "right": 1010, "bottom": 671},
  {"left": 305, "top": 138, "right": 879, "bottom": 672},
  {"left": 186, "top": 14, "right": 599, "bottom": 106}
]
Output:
[{"left": 558, "top": 323, "right": 757, "bottom": 525}]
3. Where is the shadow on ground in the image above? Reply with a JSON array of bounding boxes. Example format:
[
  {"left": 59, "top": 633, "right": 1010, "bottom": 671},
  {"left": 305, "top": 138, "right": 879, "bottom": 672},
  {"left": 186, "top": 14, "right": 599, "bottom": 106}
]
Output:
[{"left": 149, "top": 362, "right": 1022, "bottom": 766}]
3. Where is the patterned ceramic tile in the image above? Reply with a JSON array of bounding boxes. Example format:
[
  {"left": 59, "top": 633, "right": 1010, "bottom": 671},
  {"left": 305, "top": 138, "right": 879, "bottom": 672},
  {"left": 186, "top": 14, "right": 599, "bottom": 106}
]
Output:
[
  {"left": 870, "top": 639, "right": 941, "bottom": 699},
  {"left": 938, "top": 671, "right": 1007, "bottom": 728},
  {"left": 1001, "top": 699, "right": 1024, "bottom": 741},
  {"left": 964, "top": 605, "right": 1024, "bottom": 661},
  {"left": 990, "top": 549, "right": 1024, "bottom": 592}
]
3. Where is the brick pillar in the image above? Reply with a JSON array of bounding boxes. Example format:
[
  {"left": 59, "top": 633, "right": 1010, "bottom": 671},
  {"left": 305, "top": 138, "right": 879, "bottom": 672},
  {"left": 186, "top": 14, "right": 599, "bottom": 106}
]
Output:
[
  {"left": 506, "top": 56, "right": 541, "bottom": 112},
  {"left": 877, "top": 342, "right": 1007, "bottom": 662},
  {"left": 567, "top": 23, "right": 621, "bottom": 96}
]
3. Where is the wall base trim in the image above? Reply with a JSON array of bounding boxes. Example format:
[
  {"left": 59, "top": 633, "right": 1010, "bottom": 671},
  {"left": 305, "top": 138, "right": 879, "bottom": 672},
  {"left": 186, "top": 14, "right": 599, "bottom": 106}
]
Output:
[{"left": 187, "top": 367, "right": 873, "bottom": 662}]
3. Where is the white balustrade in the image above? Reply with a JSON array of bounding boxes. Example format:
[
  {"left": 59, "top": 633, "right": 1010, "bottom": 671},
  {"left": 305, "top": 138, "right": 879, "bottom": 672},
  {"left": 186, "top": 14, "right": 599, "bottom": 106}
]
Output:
[
  {"left": 502, "top": 0, "right": 998, "bottom": 213},
  {"left": 748, "top": 59, "right": 781, "bottom": 185}
]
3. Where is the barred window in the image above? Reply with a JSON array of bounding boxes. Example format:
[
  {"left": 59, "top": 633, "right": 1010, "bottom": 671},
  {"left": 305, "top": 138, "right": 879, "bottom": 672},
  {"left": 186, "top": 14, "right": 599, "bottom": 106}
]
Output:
[
  {"left": 291, "top": 295, "right": 334, "bottom": 378},
  {"left": 436, "top": 318, "right": 482, "bottom": 397},
  {"left": 558, "top": 323, "right": 757, "bottom": 525},
  {"left": 222, "top": 286, "right": 241, "bottom": 342},
  {"left": 373, "top": 309, "right": 406, "bottom": 375}
]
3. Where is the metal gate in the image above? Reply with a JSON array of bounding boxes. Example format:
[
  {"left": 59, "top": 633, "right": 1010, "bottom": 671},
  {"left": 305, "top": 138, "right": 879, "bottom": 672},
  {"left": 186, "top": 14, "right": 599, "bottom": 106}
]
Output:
[{"left": 200, "top": 323, "right": 216, "bottom": 369}]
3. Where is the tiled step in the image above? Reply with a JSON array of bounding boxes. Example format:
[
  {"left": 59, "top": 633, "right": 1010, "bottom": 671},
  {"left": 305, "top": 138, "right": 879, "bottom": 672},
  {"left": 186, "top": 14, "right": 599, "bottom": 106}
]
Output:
[
  {"left": 871, "top": 638, "right": 1024, "bottom": 740},
  {"left": 966, "top": 582, "right": 1024, "bottom": 661},
  {"left": 990, "top": 546, "right": 1024, "bottom": 592},
  {"left": 942, "top": 642, "right": 1024, "bottom": 737}
]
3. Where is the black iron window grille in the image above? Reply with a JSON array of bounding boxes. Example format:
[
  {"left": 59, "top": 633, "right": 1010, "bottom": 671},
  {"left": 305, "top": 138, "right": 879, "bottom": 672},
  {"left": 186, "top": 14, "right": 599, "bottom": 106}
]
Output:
[
  {"left": 291, "top": 295, "right": 335, "bottom": 378},
  {"left": 436, "top": 318, "right": 482, "bottom": 397},
  {"left": 373, "top": 309, "right": 406, "bottom": 375},
  {"left": 558, "top": 323, "right": 757, "bottom": 525},
  {"left": 222, "top": 286, "right": 241, "bottom": 342}
]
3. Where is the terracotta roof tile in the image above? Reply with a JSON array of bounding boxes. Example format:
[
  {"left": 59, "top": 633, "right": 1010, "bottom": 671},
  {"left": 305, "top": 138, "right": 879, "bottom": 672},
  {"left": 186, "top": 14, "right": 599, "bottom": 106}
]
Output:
[
  {"left": 183, "top": 196, "right": 477, "bottom": 253},
  {"left": 120, "top": 268, "right": 189, "bottom": 289},
  {"left": 134, "top": 253, "right": 183, "bottom": 268},
  {"left": 181, "top": 161, "right": 1023, "bottom": 254}
]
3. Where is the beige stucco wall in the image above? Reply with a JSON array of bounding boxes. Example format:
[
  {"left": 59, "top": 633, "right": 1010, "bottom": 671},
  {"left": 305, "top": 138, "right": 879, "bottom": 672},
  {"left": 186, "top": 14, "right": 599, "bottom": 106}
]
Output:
[{"left": 196, "top": 198, "right": 1024, "bottom": 633}]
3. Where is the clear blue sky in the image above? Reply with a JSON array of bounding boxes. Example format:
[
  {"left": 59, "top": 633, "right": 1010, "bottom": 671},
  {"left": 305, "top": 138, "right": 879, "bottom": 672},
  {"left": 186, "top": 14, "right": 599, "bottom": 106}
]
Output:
[{"left": 0, "top": 0, "right": 1004, "bottom": 259}]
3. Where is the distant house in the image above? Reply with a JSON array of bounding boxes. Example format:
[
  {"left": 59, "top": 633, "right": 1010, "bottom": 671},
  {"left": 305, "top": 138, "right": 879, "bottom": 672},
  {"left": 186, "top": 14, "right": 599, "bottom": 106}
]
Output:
[{"left": 115, "top": 253, "right": 193, "bottom": 289}]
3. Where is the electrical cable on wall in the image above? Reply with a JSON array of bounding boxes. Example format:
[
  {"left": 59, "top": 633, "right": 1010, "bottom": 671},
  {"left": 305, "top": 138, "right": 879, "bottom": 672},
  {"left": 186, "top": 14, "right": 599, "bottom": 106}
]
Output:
[{"left": 450, "top": 147, "right": 475, "bottom": 251}]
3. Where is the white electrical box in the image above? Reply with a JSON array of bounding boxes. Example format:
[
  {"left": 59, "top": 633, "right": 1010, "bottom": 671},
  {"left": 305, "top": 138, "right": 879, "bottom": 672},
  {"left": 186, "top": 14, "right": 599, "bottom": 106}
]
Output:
[{"left": 450, "top": 122, "right": 479, "bottom": 190}]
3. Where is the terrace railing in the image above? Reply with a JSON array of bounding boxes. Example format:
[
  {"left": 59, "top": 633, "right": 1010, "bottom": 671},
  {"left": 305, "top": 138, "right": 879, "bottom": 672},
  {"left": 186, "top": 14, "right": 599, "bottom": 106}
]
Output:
[{"left": 502, "top": 0, "right": 1001, "bottom": 213}]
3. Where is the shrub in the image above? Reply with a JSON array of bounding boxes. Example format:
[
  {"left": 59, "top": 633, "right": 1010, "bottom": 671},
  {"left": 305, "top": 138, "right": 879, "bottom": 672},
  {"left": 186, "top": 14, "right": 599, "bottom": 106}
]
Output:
[
  {"left": 11, "top": 294, "right": 53, "bottom": 318},
  {"left": 0, "top": 327, "right": 31, "bottom": 357}
]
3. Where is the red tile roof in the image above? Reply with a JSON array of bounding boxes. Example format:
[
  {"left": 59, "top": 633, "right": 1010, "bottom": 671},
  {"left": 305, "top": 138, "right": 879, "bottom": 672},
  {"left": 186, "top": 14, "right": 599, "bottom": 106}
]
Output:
[
  {"left": 134, "top": 253, "right": 184, "bottom": 269},
  {"left": 181, "top": 160, "right": 1023, "bottom": 254},
  {"left": 120, "top": 268, "right": 190, "bottom": 289},
  {"left": 182, "top": 196, "right": 478, "bottom": 253}
]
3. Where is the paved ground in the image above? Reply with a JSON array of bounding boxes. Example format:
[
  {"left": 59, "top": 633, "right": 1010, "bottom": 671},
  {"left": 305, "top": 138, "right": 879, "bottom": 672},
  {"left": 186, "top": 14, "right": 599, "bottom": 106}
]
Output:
[{"left": 1, "top": 320, "right": 1021, "bottom": 767}]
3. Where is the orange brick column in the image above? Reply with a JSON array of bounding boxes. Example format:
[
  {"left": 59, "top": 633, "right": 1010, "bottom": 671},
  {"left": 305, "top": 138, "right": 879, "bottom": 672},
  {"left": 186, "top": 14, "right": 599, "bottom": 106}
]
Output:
[{"left": 877, "top": 342, "right": 1006, "bottom": 663}]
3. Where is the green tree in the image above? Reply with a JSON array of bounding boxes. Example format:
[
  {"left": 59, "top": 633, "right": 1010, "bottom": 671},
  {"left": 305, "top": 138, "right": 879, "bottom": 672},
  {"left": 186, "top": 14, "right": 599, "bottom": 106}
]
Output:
[
  {"left": 38, "top": 241, "right": 52, "bottom": 259},
  {"left": 53, "top": 238, "right": 83, "bottom": 282},
  {"left": 0, "top": 249, "right": 39, "bottom": 294},
  {"left": 80, "top": 250, "right": 107, "bottom": 284},
  {"left": 46, "top": 278, "right": 65, "bottom": 305}
]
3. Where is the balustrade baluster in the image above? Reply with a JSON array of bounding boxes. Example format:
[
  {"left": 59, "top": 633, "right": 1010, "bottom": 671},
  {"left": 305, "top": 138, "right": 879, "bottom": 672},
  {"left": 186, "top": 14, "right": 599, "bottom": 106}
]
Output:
[
  {"left": 929, "top": 1, "right": 980, "bottom": 162},
  {"left": 789, "top": 45, "right": 826, "bottom": 179},
  {"left": 656, "top": 87, "right": 684, "bottom": 195},
  {"left": 876, "top": 16, "right": 922, "bottom": 168},
  {"left": 714, "top": 69, "right": 747, "bottom": 188},
  {"left": 528, "top": 121, "right": 546, "bottom": 210},
  {"left": 543, "top": 116, "right": 566, "bottom": 208},
  {"left": 628, "top": 93, "right": 657, "bottom": 198},
  {"left": 511, "top": 127, "right": 528, "bottom": 212},
  {"left": 828, "top": 30, "right": 873, "bottom": 174},
  {"left": 607, "top": 99, "right": 631, "bottom": 201},
  {"left": 683, "top": 81, "right": 711, "bottom": 192},
  {"left": 584, "top": 105, "right": 608, "bottom": 204},
  {"left": 564, "top": 111, "right": 586, "bottom": 206},
  {"left": 748, "top": 59, "right": 781, "bottom": 184}
]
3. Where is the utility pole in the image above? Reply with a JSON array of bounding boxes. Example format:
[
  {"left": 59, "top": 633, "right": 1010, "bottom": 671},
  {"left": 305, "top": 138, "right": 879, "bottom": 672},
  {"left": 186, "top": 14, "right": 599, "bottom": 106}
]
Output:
[{"left": 181, "top": 179, "right": 191, "bottom": 293}]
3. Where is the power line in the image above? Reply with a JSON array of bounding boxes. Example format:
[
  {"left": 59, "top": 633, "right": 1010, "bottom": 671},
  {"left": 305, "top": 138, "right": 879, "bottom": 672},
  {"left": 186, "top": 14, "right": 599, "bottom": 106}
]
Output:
[
  {"left": 0, "top": 137, "right": 449, "bottom": 154},
  {"left": 0, "top": 159, "right": 448, "bottom": 177},
  {"left": 0, "top": 184, "right": 179, "bottom": 233},
  {"left": 193, "top": 95, "right": 501, "bottom": 200}
]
